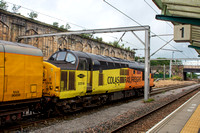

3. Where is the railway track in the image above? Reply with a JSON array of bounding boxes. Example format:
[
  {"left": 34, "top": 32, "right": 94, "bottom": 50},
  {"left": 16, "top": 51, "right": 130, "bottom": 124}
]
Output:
[
  {"left": 111, "top": 83, "right": 199, "bottom": 133},
  {"left": 1, "top": 83, "right": 196, "bottom": 133}
]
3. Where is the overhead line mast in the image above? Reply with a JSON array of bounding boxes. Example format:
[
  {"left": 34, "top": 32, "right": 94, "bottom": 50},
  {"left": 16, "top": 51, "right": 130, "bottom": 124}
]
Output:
[{"left": 18, "top": 26, "right": 151, "bottom": 101}]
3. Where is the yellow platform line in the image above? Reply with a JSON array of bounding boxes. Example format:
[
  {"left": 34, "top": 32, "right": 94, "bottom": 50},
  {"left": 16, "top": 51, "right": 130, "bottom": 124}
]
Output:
[{"left": 181, "top": 104, "right": 200, "bottom": 133}]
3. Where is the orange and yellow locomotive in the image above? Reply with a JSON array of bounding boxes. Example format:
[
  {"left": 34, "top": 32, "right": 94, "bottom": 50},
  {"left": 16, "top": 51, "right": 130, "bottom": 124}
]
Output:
[{"left": 0, "top": 40, "right": 154, "bottom": 124}]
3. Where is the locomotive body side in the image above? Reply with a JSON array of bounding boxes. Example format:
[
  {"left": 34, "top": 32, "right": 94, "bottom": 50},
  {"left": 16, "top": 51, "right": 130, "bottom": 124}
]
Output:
[
  {"left": 0, "top": 40, "right": 43, "bottom": 124},
  {"left": 0, "top": 41, "right": 43, "bottom": 102},
  {"left": 0, "top": 45, "right": 4, "bottom": 102},
  {"left": 43, "top": 50, "right": 154, "bottom": 101}
]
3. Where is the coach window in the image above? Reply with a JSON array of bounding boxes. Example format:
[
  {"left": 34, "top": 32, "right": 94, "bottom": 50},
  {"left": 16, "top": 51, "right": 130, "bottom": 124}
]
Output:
[
  {"left": 66, "top": 53, "right": 76, "bottom": 64},
  {"left": 57, "top": 52, "right": 66, "bottom": 61}
]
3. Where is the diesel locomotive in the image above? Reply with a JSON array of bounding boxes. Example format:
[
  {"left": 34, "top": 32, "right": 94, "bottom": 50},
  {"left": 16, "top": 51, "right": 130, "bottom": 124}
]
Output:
[{"left": 0, "top": 40, "right": 154, "bottom": 124}]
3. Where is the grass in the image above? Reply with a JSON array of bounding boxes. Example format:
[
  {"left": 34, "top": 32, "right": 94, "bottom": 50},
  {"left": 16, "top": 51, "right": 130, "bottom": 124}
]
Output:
[{"left": 144, "top": 98, "right": 155, "bottom": 103}]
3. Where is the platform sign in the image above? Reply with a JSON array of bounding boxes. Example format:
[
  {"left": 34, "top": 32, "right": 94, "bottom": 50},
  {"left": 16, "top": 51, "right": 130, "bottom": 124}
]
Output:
[{"left": 174, "top": 24, "right": 191, "bottom": 42}]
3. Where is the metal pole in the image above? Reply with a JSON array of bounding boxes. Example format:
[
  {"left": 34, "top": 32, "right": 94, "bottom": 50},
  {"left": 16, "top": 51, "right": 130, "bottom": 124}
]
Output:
[
  {"left": 169, "top": 59, "right": 172, "bottom": 78},
  {"left": 150, "top": 38, "right": 173, "bottom": 57},
  {"left": 144, "top": 27, "right": 150, "bottom": 101},
  {"left": 131, "top": 31, "right": 145, "bottom": 46}
]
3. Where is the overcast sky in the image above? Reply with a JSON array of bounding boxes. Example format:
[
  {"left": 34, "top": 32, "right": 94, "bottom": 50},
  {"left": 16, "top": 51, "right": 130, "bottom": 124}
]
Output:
[{"left": 4, "top": 0, "right": 199, "bottom": 59}]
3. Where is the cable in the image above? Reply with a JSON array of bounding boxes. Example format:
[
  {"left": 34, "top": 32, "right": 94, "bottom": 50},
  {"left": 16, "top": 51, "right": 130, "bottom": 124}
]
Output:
[
  {"left": 6, "top": 0, "right": 140, "bottom": 49},
  {"left": 5, "top": 1, "right": 86, "bottom": 29},
  {"left": 103, "top": 0, "right": 189, "bottom": 58},
  {"left": 144, "top": 0, "right": 173, "bottom": 29}
]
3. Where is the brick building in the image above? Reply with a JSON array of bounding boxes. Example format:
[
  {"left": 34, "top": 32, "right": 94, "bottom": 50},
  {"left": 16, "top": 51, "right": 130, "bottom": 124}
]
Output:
[{"left": 0, "top": 9, "right": 135, "bottom": 60}]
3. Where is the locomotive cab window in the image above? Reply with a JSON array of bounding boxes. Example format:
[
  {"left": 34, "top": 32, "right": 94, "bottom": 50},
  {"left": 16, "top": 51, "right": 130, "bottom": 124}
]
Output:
[
  {"left": 57, "top": 52, "right": 66, "bottom": 61},
  {"left": 49, "top": 53, "right": 57, "bottom": 60},
  {"left": 66, "top": 53, "right": 76, "bottom": 64},
  {"left": 78, "top": 58, "right": 89, "bottom": 70}
]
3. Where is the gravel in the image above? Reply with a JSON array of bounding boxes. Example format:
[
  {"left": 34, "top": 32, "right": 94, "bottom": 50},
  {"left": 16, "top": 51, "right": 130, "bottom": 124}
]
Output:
[
  {"left": 30, "top": 84, "right": 200, "bottom": 133},
  {"left": 117, "top": 88, "right": 200, "bottom": 133}
]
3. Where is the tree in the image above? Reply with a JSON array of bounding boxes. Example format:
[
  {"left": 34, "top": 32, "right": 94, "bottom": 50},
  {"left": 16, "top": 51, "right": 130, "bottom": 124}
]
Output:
[
  {"left": 81, "top": 34, "right": 93, "bottom": 38},
  {"left": 65, "top": 23, "right": 71, "bottom": 30},
  {"left": 53, "top": 22, "right": 59, "bottom": 27},
  {"left": 112, "top": 41, "right": 120, "bottom": 48},
  {"left": 12, "top": 4, "right": 21, "bottom": 13},
  {"left": 121, "top": 44, "right": 124, "bottom": 48},
  {"left": 135, "top": 56, "right": 144, "bottom": 62},
  {"left": 95, "top": 36, "right": 103, "bottom": 42},
  {"left": 28, "top": 11, "right": 38, "bottom": 19},
  {"left": 60, "top": 25, "right": 64, "bottom": 29},
  {"left": 0, "top": 0, "right": 8, "bottom": 10},
  {"left": 150, "top": 58, "right": 170, "bottom": 66}
]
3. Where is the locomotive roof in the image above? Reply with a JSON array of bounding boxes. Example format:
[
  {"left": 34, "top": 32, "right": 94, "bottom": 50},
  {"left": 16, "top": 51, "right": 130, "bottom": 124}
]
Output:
[
  {"left": 0, "top": 40, "right": 43, "bottom": 57},
  {"left": 69, "top": 50, "right": 144, "bottom": 70}
]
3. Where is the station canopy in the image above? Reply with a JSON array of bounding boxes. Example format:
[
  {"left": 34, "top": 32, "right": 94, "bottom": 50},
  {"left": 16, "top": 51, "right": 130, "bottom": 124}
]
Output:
[{"left": 152, "top": 0, "right": 200, "bottom": 56}]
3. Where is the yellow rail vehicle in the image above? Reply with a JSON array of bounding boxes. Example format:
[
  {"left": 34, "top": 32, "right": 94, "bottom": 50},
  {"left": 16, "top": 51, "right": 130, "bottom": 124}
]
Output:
[
  {"left": 0, "top": 40, "right": 43, "bottom": 124},
  {"left": 0, "top": 40, "right": 154, "bottom": 124},
  {"left": 43, "top": 49, "right": 154, "bottom": 113}
]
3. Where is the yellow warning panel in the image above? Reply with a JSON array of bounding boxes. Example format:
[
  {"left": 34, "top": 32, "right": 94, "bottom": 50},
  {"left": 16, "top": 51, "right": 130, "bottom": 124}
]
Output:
[{"left": 181, "top": 105, "right": 200, "bottom": 133}]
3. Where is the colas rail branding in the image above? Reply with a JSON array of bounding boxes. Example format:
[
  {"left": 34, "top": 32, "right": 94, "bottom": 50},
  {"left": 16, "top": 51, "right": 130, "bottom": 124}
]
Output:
[{"left": 107, "top": 76, "right": 141, "bottom": 84}]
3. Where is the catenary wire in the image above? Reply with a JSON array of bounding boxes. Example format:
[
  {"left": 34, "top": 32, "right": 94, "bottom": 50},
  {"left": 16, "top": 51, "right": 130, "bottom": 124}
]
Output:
[
  {"left": 5, "top": 0, "right": 142, "bottom": 50},
  {"left": 103, "top": 0, "right": 190, "bottom": 58}
]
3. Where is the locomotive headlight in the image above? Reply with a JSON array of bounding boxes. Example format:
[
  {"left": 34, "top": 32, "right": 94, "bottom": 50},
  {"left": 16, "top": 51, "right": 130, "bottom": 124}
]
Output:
[{"left": 55, "top": 86, "right": 60, "bottom": 92}]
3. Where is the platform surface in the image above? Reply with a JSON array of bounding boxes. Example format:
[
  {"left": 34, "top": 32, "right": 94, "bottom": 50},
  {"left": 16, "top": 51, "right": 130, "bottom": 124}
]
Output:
[{"left": 148, "top": 90, "right": 200, "bottom": 133}]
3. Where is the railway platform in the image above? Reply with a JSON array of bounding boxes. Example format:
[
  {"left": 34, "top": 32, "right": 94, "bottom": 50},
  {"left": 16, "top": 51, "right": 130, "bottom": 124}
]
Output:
[{"left": 147, "top": 91, "right": 200, "bottom": 133}]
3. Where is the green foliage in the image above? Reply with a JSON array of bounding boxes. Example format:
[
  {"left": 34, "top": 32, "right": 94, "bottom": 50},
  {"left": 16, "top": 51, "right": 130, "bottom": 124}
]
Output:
[
  {"left": 135, "top": 56, "right": 144, "bottom": 62},
  {"left": 112, "top": 41, "right": 120, "bottom": 48},
  {"left": 150, "top": 58, "right": 170, "bottom": 66},
  {"left": 121, "top": 44, "right": 124, "bottom": 48},
  {"left": 60, "top": 25, "right": 64, "bottom": 29},
  {"left": 65, "top": 23, "right": 71, "bottom": 30},
  {"left": 81, "top": 34, "right": 93, "bottom": 38},
  {"left": 0, "top": 0, "right": 8, "bottom": 10},
  {"left": 53, "top": 22, "right": 59, "bottom": 27},
  {"left": 186, "top": 73, "right": 198, "bottom": 79},
  {"left": 95, "top": 36, "right": 103, "bottom": 42},
  {"left": 28, "top": 11, "right": 38, "bottom": 19},
  {"left": 171, "top": 75, "right": 182, "bottom": 80},
  {"left": 12, "top": 4, "right": 21, "bottom": 13},
  {"left": 125, "top": 46, "right": 130, "bottom": 51},
  {"left": 144, "top": 98, "right": 154, "bottom": 103}
]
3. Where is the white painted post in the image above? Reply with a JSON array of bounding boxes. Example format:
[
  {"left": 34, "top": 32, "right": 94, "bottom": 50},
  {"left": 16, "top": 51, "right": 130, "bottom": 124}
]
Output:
[{"left": 144, "top": 27, "right": 150, "bottom": 101}]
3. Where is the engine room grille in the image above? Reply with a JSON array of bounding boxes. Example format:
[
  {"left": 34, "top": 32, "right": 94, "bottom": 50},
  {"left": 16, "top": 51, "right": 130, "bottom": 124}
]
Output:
[
  {"left": 99, "top": 73, "right": 103, "bottom": 86},
  {"left": 124, "top": 70, "right": 129, "bottom": 75},
  {"left": 120, "top": 69, "right": 129, "bottom": 75},
  {"left": 61, "top": 71, "right": 68, "bottom": 91},
  {"left": 120, "top": 77, "right": 125, "bottom": 83},
  {"left": 69, "top": 71, "right": 75, "bottom": 90},
  {"left": 120, "top": 69, "right": 124, "bottom": 75}
]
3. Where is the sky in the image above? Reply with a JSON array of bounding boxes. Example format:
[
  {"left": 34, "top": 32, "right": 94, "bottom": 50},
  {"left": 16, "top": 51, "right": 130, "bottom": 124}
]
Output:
[{"left": 3, "top": 0, "right": 199, "bottom": 60}]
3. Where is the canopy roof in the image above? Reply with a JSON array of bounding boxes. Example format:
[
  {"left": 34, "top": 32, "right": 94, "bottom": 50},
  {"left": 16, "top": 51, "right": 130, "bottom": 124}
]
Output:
[{"left": 153, "top": 0, "right": 200, "bottom": 56}]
